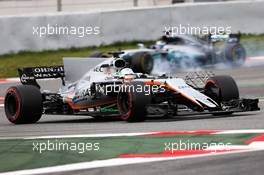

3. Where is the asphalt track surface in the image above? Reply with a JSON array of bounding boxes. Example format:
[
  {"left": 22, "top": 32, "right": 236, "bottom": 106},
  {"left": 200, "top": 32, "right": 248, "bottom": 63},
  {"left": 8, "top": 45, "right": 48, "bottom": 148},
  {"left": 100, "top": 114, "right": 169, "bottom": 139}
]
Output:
[
  {"left": 0, "top": 62, "right": 264, "bottom": 175},
  {"left": 52, "top": 151, "right": 264, "bottom": 175}
]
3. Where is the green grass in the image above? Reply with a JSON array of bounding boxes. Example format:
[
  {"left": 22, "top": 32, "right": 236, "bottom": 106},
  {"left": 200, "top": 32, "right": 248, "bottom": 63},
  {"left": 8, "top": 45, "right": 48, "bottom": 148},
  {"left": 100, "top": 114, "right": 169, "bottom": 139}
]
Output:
[
  {"left": 0, "top": 34, "right": 263, "bottom": 78},
  {"left": 0, "top": 133, "right": 259, "bottom": 172},
  {"left": 240, "top": 34, "right": 264, "bottom": 56}
]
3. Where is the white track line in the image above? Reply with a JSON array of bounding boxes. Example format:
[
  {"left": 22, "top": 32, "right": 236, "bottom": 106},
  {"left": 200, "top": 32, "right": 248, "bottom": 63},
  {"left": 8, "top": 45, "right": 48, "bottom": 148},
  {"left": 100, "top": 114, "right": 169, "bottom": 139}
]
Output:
[
  {"left": 1, "top": 130, "right": 264, "bottom": 140},
  {"left": 0, "top": 132, "right": 154, "bottom": 140},
  {"left": 247, "top": 56, "right": 264, "bottom": 60},
  {"left": 0, "top": 78, "right": 20, "bottom": 84},
  {"left": 25, "top": 133, "right": 154, "bottom": 139},
  {"left": 206, "top": 142, "right": 264, "bottom": 151},
  {"left": 19, "top": 130, "right": 264, "bottom": 139},
  {"left": 5, "top": 78, "right": 20, "bottom": 82},
  {"left": 0, "top": 96, "right": 4, "bottom": 107},
  {"left": 0, "top": 149, "right": 263, "bottom": 175},
  {"left": 215, "top": 130, "right": 264, "bottom": 134},
  {"left": 249, "top": 142, "right": 264, "bottom": 148},
  {"left": 0, "top": 78, "right": 56, "bottom": 84}
]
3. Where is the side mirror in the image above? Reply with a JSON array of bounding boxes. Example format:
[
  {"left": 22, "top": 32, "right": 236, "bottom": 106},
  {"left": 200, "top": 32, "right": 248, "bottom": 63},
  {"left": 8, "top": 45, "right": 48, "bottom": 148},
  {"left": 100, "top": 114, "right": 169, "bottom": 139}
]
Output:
[
  {"left": 100, "top": 64, "right": 110, "bottom": 68},
  {"left": 99, "top": 64, "right": 110, "bottom": 72}
]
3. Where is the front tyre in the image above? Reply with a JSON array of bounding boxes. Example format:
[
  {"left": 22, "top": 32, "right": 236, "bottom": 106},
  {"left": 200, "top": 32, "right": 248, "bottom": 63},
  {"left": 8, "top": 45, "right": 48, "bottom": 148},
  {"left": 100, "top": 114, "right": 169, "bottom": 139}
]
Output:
[
  {"left": 205, "top": 75, "right": 239, "bottom": 103},
  {"left": 205, "top": 76, "right": 239, "bottom": 116},
  {"left": 117, "top": 82, "right": 151, "bottom": 122},
  {"left": 5, "top": 85, "right": 43, "bottom": 124}
]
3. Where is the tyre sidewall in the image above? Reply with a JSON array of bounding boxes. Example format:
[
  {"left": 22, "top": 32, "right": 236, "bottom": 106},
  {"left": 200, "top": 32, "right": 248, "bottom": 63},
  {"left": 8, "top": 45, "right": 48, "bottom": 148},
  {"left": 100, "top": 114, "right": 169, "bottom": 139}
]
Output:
[
  {"left": 5, "top": 85, "right": 43, "bottom": 124},
  {"left": 118, "top": 82, "right": 151, "bottom": 122}
]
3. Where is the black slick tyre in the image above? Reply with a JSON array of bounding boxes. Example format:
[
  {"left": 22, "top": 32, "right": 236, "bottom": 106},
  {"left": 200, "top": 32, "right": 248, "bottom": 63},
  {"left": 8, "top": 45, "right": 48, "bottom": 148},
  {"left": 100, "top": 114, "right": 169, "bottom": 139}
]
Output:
[
  {"left": 205, "top": 76, "right": 239, "bottom": 116},
  {"left": 4, "top": 85, "right": 43, "bottom": 124},
  {"left": 117, "top": 82, "right": 151, "bottom": 122},
  {"left": 131, "top": 52, "right": 153, "bottom": 74}
]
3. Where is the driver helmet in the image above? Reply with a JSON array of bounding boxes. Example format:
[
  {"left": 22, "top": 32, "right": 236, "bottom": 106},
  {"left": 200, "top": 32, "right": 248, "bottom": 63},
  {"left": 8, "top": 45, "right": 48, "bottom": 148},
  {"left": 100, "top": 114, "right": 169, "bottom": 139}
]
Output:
[
  {"left": 119, "top": 68, "right": 135, "bottom": 77},
  {"left": 155, "top": 40, "right": 166, "bottom": 50},
  {"left": 117, "top": 68, "right": 137, "bottom": 80}
]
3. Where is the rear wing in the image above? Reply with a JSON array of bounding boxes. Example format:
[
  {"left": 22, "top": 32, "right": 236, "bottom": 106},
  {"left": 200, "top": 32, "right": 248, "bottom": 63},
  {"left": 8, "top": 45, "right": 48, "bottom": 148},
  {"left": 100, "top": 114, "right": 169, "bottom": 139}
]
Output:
[{"left": 18, "top": 66, "right": 65, "bottom": 88}]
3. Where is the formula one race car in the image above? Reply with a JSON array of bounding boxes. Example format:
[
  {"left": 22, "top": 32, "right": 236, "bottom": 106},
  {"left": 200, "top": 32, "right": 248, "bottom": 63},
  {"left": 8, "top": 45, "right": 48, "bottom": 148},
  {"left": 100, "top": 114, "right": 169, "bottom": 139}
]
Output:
[
  {"left": 4, "top": 56, "right": 259, "bottom": 124},
  {"left": 157, "top": 34, "right": 246, "bottom": 67},
  {"left": 90, "top": 33, "right": 246, "bottom": 73},
  {"left": 152, "top": 33, "right": 246, "bottom": 68}
]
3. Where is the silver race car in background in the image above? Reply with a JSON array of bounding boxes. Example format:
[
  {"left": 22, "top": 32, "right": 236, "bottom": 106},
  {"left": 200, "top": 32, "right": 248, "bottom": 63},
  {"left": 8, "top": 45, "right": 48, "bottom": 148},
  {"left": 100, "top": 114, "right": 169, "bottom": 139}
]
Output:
[
  {"left": 4, "top": 56, "right": 259, "bottom": 124},
  {"left": 151, "top": 33, "right": 246, "bottom": 68},
  {"left": 89, "top": 33, "right": 246, "bottom": 73}
]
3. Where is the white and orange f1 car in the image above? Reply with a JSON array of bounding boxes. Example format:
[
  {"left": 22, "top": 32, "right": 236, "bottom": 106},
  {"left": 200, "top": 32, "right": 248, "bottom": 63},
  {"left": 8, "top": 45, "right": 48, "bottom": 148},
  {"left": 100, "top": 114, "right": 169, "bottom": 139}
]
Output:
[{"left": 4, "top": 56, "right": 259, "bottom": 124}]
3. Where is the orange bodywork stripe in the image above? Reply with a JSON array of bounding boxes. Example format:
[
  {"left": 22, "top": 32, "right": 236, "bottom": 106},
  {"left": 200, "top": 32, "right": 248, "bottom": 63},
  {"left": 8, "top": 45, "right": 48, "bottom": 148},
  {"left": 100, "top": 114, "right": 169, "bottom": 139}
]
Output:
[
  {"left": 144, "top": 82, "right": 162, "bottom": 86},
  {"left": 144, "top": 81, "right": 203, "bottom": 109},
  {"left": 166, "top": 85, "right": 203, "bottom": 108}
]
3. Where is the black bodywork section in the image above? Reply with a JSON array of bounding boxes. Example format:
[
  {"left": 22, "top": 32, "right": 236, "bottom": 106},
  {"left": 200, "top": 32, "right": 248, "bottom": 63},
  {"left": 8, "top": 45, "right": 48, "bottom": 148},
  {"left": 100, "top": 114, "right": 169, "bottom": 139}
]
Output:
[{"left": 18, "top": 66, "right": 65, "bottom": 88}]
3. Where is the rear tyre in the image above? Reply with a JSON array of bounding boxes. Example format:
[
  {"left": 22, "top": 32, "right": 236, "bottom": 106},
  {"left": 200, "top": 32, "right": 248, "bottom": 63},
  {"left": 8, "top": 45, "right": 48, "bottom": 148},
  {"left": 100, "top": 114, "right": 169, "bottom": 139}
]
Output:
[
  {"left": 117, "top": 82, "right": 151, "bottom": 122},
  {"left": 205, "top": 76, "right": 239, "bottom": 116},
  {"left": 224, "top": 43, "right": 246, "bottom": 66},
  {"left": 131, "top": 52, "right": 153, "bottom": 74},
  {"left": 5, "top": 85, "right": 43, "bottom": 124}
]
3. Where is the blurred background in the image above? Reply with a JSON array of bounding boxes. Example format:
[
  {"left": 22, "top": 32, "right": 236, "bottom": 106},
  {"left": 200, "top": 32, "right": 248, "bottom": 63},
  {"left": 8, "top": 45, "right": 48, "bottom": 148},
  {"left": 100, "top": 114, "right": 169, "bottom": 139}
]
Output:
[
  {"left": 0, "top": 0, "right": 242, "bottom": 15},
  {"left": 0, "top": 0, "right": 263, "bottom": 78}
]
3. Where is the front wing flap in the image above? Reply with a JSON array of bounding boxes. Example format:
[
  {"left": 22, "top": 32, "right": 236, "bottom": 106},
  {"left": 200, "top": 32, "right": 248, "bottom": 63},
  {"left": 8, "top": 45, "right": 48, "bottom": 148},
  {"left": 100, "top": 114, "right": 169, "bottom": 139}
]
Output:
[{"left": 222, "top": 98, "right": 260, "bottom": 112}]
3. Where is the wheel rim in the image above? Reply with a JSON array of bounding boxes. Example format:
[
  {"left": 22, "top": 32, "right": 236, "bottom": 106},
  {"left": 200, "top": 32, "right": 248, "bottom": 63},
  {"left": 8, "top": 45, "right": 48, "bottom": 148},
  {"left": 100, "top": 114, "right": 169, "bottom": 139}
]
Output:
[
  {"left": 5, "top": 90, "right": 21, "bottom": 122},
  {"left": 119, "top": 93, "right": 130, "bottom": 114},
  {"left": 6, "top": 95, "right": 18, "bottom": 116},
  {"left": 231, "top": 46, "right": 245, "bottom": 63}
]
